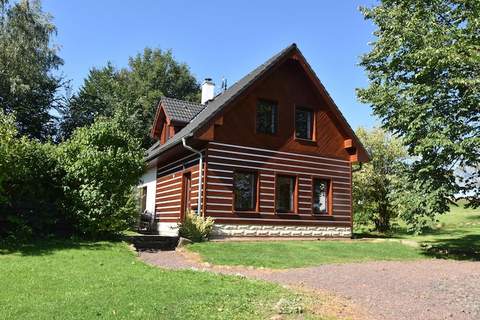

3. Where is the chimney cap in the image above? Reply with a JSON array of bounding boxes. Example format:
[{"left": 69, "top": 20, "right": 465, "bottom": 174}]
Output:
[{"left": 203, "top": 78, "right": 213, "bottom": 83}]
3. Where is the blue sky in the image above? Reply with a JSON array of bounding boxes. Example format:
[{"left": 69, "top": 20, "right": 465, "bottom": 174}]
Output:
[{"left": 43, "top": 0, "right": 379, "bottom": 129}]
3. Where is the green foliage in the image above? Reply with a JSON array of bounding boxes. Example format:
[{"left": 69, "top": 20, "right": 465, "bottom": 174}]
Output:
[
  {"left": 57, "top": 118, "right": 145, "bottom": 236},
  {"left": 60, "top": 48, "right": 200, "bottom": 146},
  {"left": 0, "top": 111, "right": 65, "bottom": 239},
  {"left": 357, "top": 1, "right": 480, "bottom": 213},
  {"left": 353, "top": 127, "right": 407, "bottom": 232},
  {"left": 0, "top": 0, "right": 64, "bottom": 140},
  {"left": 178, "top": 210, "right": 214, "bottom": 242},
  {"left": 60, "top": 64, "right": 120, "bottom": 139}
]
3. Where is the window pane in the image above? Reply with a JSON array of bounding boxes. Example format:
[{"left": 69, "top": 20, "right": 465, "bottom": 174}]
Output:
[
  {"left": 295, "top": 108, "right": 312, "bottom": 139},
  {"left": 140, "top": 187, "right": 147, "bottom": 212},
  {"left": 276, "top": 176, "right": 295, "bottom": 212},
  {"left": 256, "top": 100, "right": 277, "bottom": 134},
  {"left": 313, "top": 180, "right": 328, "bottom": 213},
  {"left": 234, "top": 172, "right": 256, "bottom": 210}
]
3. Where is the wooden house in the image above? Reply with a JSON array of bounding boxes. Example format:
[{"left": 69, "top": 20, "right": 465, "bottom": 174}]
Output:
[{"left": 139, "top": 44, "right": 369, "bottom": 238}]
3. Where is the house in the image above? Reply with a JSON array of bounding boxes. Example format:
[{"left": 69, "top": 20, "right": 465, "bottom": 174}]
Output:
[{"left": 138, "top": 43, "right": 369, "bottom": 238}]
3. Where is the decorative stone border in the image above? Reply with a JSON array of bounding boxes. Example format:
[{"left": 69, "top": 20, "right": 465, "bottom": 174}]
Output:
[{"left": 211, "top": 223, "right": 351, "bottom": 238}]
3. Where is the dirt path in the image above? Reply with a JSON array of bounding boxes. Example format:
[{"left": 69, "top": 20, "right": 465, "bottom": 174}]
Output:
[{"left": 139, "top": 250, "right": 480, "bottom": 320}]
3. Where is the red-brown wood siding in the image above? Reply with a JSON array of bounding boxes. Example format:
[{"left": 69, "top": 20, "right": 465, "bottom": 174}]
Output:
[
  {"left": 204, "top": 142, "right": 351, "bottom": 227},
  {"left": 155, "top": 152, "right": 204, "bottom": 223},
  {"left": 202, "top": 58, "right": 354, "bottom": 161}
]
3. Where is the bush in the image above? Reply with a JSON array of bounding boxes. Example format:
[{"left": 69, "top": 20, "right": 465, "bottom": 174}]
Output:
[
  {"left": 178, "top": 210, "right": 214, "bottom": 242},
  {"left": 0, "top": 112, "right": 66, "bottom": 240},
  {"left": 57, "top": 117, "right": 144, "bottom": 237}
]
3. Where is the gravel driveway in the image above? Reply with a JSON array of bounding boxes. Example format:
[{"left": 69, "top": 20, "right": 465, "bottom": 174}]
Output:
[{"left": 139, "top": 250, "right": 480, "bottom": 320}]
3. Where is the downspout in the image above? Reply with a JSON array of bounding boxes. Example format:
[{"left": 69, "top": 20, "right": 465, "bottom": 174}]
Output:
[{"left": 182, "top": 136, "right": 203, "bottom": 215}]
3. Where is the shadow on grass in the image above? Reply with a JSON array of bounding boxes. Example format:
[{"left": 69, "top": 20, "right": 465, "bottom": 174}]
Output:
[
  {"left": 420, "top": 234, "right": 480, "bottom": 261},
  {"left": 0, "top": 238, "right": 122, "bottom": 256}
]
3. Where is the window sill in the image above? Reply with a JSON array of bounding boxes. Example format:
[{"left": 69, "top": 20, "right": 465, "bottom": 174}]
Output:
[
  {"left": 313, "top": 212, "right": 334, "bottom": 217},
  {"left": 294, "top": 137, "right": 316, "bottom": 144},
  {"left": 233, "top": 210, "right": 260, "bottom": 214}
]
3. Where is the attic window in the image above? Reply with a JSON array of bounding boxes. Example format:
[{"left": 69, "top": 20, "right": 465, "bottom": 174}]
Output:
[
  {"left": 295, "top": 107, "right": 313, "bottom": 140},
  {"left": 256, "top": 100, "right": 277, "bottom": 134}
]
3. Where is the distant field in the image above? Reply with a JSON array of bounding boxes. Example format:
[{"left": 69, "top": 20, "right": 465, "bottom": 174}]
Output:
[{"left": 392, "top": 202, "right": 480, "bottom": 260}]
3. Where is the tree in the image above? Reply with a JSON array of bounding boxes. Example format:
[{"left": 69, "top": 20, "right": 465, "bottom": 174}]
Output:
[
  {"left": 353, "top": 127, "right": 407, "bottom": 232},
  {"left": 357, "top": 0, "right": 480, "bottom": 217},
  {"left": 57, "top": 117, "right": 145, "bottom": 236},
  {"left": 60, "top": 63, "right": 120, "bottom": 139},
  {"left": 60, "top": 48, "right": 200, "bottom": 146},
  {"left": 0, "top": 0, "right": 64, "bottom": 140}
]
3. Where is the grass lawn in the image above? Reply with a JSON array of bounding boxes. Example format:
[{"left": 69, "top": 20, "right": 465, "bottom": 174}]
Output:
[
  {"left": 388, "top": 201, "right": 480, "bottom": 260},
  {"left": 0, "top": 241, "right": 324, "bottom": 320},
  {"left": 188, "top": 202, "right": 479, "bottom": 269},
  {"left": 188, "top": 240, "right": 425, "bottom": 269}
]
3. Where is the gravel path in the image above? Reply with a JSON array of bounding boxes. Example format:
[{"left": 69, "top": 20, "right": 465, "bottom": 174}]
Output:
[{"left": 139, "top": 250, "right": 480, "bottom": 320}]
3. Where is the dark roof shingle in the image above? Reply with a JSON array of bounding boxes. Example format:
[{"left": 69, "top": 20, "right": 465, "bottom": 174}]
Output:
[{"left": 161, "top": 96, "right": 205, "bottom": 123}]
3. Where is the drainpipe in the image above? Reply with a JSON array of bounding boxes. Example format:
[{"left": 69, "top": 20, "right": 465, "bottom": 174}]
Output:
[{"left": 182, "top": 136, "right": 203, "bottom": 215}]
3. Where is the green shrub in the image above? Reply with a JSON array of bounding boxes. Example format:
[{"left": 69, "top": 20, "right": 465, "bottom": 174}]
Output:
[
  {"left": 0, "top": 112, "right": 66, "bottom": 239},
  {"left": 178, "top": 210, "right": 214, "bottom": 242},
  {"left": 57, "top": 117, "right": 144, "bottom": 237}
]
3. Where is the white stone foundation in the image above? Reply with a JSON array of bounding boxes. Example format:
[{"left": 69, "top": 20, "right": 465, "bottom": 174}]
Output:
[
  {"left": 211, "top": 223, "right": 351, "bottom": 238},
  {"left": 157, "top": 222, "right": 179, "bottom": 237}
]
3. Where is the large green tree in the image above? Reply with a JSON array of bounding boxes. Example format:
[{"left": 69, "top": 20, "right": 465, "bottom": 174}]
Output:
[
  {"left": 61, "top": 48, "right": 200, "bottom": 146},
  {"left": 353, "top": 127, "right": 407, "bottom": 232},
  {"left": 358, "top": 0, "right": 480, "bottom": 216},
  {"left": 0, "top": 0, "right": 63, "bottom": 140}
]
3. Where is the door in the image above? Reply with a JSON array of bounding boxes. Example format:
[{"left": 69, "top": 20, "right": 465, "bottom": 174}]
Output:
[{"left": 181, "top": 172, "right": 192, "bottom": 222}]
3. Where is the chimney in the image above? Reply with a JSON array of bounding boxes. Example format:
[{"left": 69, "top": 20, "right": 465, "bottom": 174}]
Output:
[{"left": 201, "top": 78, "right": 215, "bottom": 104}]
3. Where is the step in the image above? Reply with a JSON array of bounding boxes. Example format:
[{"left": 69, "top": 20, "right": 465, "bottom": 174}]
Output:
[{"left": 126, "top": 235, "right": 179, "bottom": 251}]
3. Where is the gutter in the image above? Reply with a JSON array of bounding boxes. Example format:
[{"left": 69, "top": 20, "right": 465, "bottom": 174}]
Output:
[{"left": 181, "top": 136, "right": 203, "bottom": 215}]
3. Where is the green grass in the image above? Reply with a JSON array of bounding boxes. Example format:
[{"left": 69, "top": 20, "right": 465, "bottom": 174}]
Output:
[
  {"left": 0, "top": 241, "right": 323, "bottom": 319},
  {"left": 188, "top": 240, "right": 425, "bottom": 269},
  {"left": 391, "top": 201, "right": 480, "bottom": 260},
  {"left": 354, "top": 200, "right": 480, "bottom": 260},
  {"left": 188, "top": 202, "right": 480, "bottom": 269}
]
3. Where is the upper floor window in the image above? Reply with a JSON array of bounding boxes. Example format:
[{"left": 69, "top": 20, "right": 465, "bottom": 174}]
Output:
[
  {"left": 276, "top": 175, "right": 296, "bottom": 212},
  {"left": 256, "top": 100, "right": 277, "bottom": 134},
  {"left": 295, "top": 107, "right": 313, "bottom": 140},
  {"left": 313, "top": 179, "right": 329, "bottom": 214},
  {"left": 233, "top": 171, "right": 257, "bottom": 211}
]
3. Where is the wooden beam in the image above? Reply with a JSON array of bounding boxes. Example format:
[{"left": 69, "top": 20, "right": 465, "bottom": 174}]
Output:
[
  {"left": 344, "top": 139, "right": 353, "bottom": 149},
  {"left": 215, "top": 116, "right": 224, "bottom": 126}
]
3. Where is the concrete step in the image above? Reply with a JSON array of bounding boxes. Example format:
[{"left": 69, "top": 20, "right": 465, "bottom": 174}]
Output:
[{"left": 126, "top": 235, "right": 179, "bottom": 251}]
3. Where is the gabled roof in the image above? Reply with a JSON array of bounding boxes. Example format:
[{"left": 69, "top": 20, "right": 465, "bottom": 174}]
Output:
[
  {"left": 146, "top": 43, "right": 369, "bottom": 162},
  {"left": 161, "top": 97, "right": 205, "bottom": 123},
  {"left": 146, "top": 44, "right": 296, "bottom": 160}
]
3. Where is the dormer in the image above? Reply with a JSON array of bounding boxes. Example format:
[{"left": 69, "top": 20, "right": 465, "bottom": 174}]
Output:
[{"left": 150, "top": 97, "right": 206, "bottom": 144}]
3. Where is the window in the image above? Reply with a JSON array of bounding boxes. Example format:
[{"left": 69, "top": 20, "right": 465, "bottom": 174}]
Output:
[
  {"left": 256, "top": 100, "right": 277, "bottom": 134},
  {"left": 233, "top": 171, "right": 257, "bottom": 210},
  {"left": 313, "top": 179, "right": 329, "bottom": 214},
  {"left": 276, "top": 175, "right": 296, "bottom": 212},
  {"left": 295, "top": 107, "right": 313, "bottom": 140},
  {"left": 139, "top": 186, "right": 147, "bottom": 213}
]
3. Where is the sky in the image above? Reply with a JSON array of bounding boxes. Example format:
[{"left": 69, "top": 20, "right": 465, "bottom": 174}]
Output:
[{"left": 43, "top": 0, "right": 379, "bottom": 129}]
